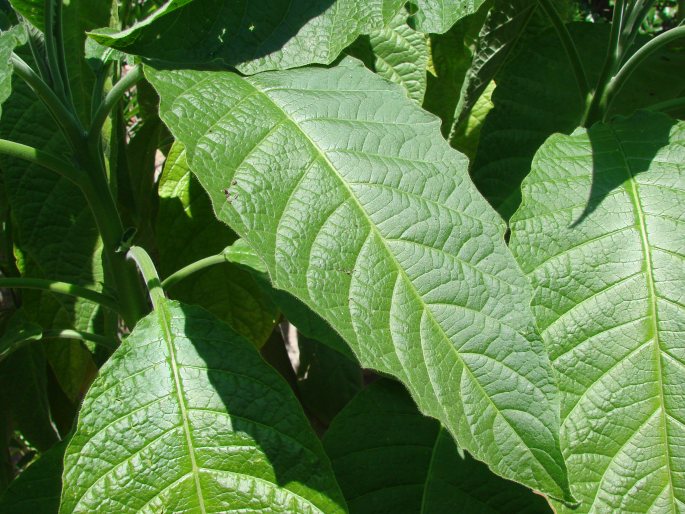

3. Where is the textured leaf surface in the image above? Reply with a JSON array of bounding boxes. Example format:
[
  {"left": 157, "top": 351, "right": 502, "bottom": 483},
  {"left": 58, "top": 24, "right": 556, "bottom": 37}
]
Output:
[
  {"left": 348, "top": 8, "right": 428, "bottom": 103},
  {"left": 157, "top": 142, "right": 278, "bottom": 347},
  {"left": 60, "top": 300, "right": 345, "bottom": 513},
  {"left": 510, "top": 111, "right": 685, "bottom": 513},
  {"left": 0, "top": 24, "right": 25, "bottom": 118},
  {"left": 146, "top": 58, "right": 572, "bottom": 500},
  {"left": 0, "top": 439, "right": 66, "bottom": 513},
  {"left": 411, "top": 0, "right": 487, "bottom": 34},
  {"left": 89, "top": 0, "right": 404, "bottom": 74},
  {"left": 474, "top": 23, "right": 685, "bottom": 219},
  {"left": 324, "top": 379, "right": 553, "bottom": 513}
]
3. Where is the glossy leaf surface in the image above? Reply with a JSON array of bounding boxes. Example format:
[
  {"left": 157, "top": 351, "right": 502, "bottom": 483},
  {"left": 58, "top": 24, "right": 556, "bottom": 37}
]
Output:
[
  {"left": 146, "top": 58, "right": 573, "bottom": 500},
  {"left": 510, "top": 111, "right": 685, "bottom": 512},
  {"left": 60, "top": 300, "right": 345, "bottom": 513}
]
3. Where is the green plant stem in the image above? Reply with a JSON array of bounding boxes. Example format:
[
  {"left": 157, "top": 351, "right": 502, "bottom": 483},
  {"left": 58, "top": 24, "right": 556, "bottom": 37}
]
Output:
[
  {"left": 538, "top": 0, "right": 590, "bottom": 102},
  {"left": 78, "top": 161, "right": 147, "bottom": 327},
  {"left": 43, "top": 0, "right": 73, "bottom": 110},
  {"left": 604, "top": 25, "right": 685, "bottom": 116},
  {"left": 0, "top": 139, "right": 83, "bottom": 184},
  {"left": 43, "top": 329, "right": 118, "bottom": 350},
  {"left": 583, "top": 0, "right": 626, "bottom": 126},
  {"left": 127, "top": 246, "right": 165, "bottom": 311},
  {"left": 161, "top": 253, "right": 228, "bottom": 289},
  {"left": 0, "top": 277, "right": 121, "bottom": 313},
  {"left": 88, "top": 64, "right": 143, "bottom": 146},
  {"left": 10, "top": 53, "right": 85, "bottom": 147}
]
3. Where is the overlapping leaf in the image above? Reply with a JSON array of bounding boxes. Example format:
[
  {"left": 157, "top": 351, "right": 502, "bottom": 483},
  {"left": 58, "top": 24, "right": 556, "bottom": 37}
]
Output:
[
  {"left": 60, "top": 300, "right": 345, "bottom": 513},
  {"left": 324, "top": 379, "right": 553, "bottom": 513},
  {"left": 510, "top": 111, "right": 685, "bottom": 512},
  {"left": 89, "top": 0, "right": 405, "bottom": 74},
  {"left": 157, "top": 142, "right": 278, "bottom": 347},
  {"left": 347, "top": 8, "right": 428, "bottom": 103},
  {"left": 454, "top": 0, "right": 537, "bottom": 128},
  {"left": 146, "top": 57, "right": 573, "bottom": 500},
  {"left": 473, "top": 23, "right": 685, "bottom": 219}
]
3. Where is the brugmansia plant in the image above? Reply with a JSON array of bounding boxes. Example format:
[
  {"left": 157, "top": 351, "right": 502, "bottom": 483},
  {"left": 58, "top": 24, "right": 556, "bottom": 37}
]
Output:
[{"left": 0, "top": 0, "right": 683, "bottom": 512}]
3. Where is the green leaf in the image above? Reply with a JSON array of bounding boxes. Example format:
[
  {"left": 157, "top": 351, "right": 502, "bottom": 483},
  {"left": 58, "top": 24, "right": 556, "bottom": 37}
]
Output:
[
  {"left": 0, "top": 24, "right": 25, "bottom": 118},
  {"left": 422, "top": 9, "right": 486, "bottom": 139},
  {"left": 157, "top": 142, "right": 279, "bottom": 347},
  {"left": 0, "top": 310, "right": 42, "bottom": 361},
  {"left": 89, "top": 0, "right": 404, "bottom": 74},
  {"left": 146, "top": 57, "right": 573, "bottom": 501},
  {"left": 2, "top": 75, "right": 100, "bottom": 401},
  {"left": 324, "top": 379, "right": 553, "bottom": 513},
  {"left": 410, "top": 0, "right": 488, "bottom": 34},
  {"left": 59, "top": 300, "right": 345, "bottom": 513},
  {"left": 0, "top": 439, "right": 67, "bottom": 513},
  {"left": 473, "top": 23, "right": 685, "bottom": 220},
  {"left": 0, "top": 345, "right": 60, "bottom": 451},
  {"left": 347, "top": 8, "right": 428, "bottom": 103},
  {"left": 509, "top": 111, "right": 685, "bottom": 512},
  {"left": 454, "top": 0, "right": 537, "bottom": 128}
]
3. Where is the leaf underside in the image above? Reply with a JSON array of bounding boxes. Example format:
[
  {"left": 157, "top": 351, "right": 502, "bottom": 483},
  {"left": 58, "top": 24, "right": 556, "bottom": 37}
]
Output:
[
  {"left": 510, "top": 111, "right": 685, "bottom": 513},
  {"left": 146, "top": 57, "right": 573, "bottom": 501}
]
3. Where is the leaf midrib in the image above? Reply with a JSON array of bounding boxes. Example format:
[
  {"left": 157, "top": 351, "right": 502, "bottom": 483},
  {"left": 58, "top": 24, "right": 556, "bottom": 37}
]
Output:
[
  {"left": 611, "top": 127, "right": 675, "bottom": 512},
  {"left": 157, "top": 301, "right": 207, "bottom": 513},
  {"left": 239, "top": 77, "right": 562, "bottom": 494}
]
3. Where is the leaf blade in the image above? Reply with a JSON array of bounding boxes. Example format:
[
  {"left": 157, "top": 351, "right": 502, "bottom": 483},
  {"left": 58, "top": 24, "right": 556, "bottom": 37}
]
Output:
[
  {"left": 510, "top": 111, "right": 685, "bottom": 512},
  {"left": 146, "top": 58, "right": 573, "bottom": 500},
  {"left": 59, "top": 300, "right": 345, "bottom": 513}
]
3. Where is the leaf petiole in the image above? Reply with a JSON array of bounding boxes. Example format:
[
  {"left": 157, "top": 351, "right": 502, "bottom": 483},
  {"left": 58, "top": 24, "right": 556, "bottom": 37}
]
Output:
[
  {"left": 161, "top": 252, "right": 230, "bottom": 289},
  {"left": 127, "top": 246, "right": 165, "bottom": 311}
]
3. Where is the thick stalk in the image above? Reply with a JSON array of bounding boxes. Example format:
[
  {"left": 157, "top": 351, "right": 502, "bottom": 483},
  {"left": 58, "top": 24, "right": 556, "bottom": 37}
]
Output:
[
  {"left": 538, "top": 0, "right": 590, "bottom": 103},
  {"left": 0, "top": 277, "right": 121, "bottom": 313},
  {"left": 127, "top": 246, "right": 165, "bottom": 311},
  {"left": 161, "top": 253, "right": 228, "bottom": 289},
  {"left": 604, "top": 25, "right": 685, "bottom": 116},
  {"left": 78, "top": 153, "right": 147, "bottom": 328}
]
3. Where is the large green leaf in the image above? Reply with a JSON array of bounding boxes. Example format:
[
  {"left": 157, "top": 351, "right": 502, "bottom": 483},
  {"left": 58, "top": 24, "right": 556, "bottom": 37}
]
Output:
[
  {"left": 324, "top": 379, "right": 553, "bottom": 513},
  {"left": 473, "top": 23, "right": 685, "bottom": 220},
  {"left": 0, "top": 439, "right": 67, "bottom": 513},
  {"left": 0, "top": 24, "right": 25, "bottom": 118},
  {"left": 146, "top": 57, "right": 573, "bottom": 501},
  {"left": 157, "top": 141, "right": 278, "bottom": 347},
  {"left": 60, "top": 300, "right": 345, "bottom": 513},
  {"left": 509, "top": 111, "right": 685, "bottom": 512},
  {"left": 89, "top": 0, "right": 404, "bottom": 74}
]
